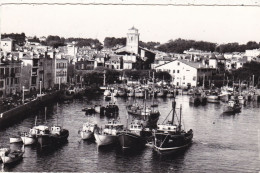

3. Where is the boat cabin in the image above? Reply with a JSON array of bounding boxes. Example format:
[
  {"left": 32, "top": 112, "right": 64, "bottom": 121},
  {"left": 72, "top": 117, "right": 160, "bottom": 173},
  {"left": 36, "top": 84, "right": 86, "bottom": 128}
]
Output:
[
  {"left": 82, "top": 122, "right": 97, "bottom": 131},
  {"left": 228, "top": 100, "right": 235, "bottom": 107},
  {"left": 129, "top": 123, "right": 143, "bottom": 131},
  {"left": 51, "top": 125, "right": 62, "bottom": 135},
  {"left": 103, "top": 123, "right": 124, "bottom": 135},
  {"left": 157, "top": 124, "right": 177, "bottom": 133},
  {"left": 30, "top": 125, "right": 49, "bottom": 135}
]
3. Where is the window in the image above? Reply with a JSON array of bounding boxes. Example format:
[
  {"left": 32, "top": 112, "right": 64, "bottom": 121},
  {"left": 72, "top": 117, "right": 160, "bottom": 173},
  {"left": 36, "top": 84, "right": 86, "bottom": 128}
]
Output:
[
  {"left": 177, "top": 70, "right": 179, "bottom": 73},
  {"left": 193, "top": 76, "right": 196, "bottom": 81},
  {"left": 183, "top": 76, "right": 185, "bottom": 80},
  {"left": 177, "top": 62, "right": 180, "bottom": 65},
  {"left": 173, "top": 70, "right": 175, "bottom": 73},
  {"left": 14, "top": 67, "right": 20, "bottom": 73},
  {"left": 0, "top": 81, "right": 4, "bottom": 88}
]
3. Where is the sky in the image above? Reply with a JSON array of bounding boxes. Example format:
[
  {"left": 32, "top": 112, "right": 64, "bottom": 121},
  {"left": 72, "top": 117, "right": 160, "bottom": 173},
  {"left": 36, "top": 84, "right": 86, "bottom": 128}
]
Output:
[{"left": 1, "top": 2, "right": 260, "bottom": 44}]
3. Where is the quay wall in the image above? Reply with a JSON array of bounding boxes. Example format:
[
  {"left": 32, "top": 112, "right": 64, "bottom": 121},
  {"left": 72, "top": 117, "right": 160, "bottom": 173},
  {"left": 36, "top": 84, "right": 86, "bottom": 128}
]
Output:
[{"left": 0, "top": 91, "right": 60, "bottom": 129}]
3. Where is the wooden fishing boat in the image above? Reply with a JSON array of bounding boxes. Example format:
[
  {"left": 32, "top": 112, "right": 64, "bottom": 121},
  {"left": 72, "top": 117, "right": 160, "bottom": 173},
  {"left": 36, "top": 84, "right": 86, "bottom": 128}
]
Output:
[
  {"left": 223, "top": 100, "right": 241, "bottom": 113},
  {"left": 238, "top": 95, "right": 246, "bottom": 105},
  {"left": 21, "top": 125, "right": 49, "bottom": 145},
  {"left": 118, "top": 120, "right": 151, "bottom": 149},
  {"left": 79, "top": 122, "right": 97, "bottom": 140},
  {"left": 37, "top": 125, "right": 69, "bottom": 148},
  {"left": 135, "top": 88, "right": 144, "bottom": 98},
  {"left": 189, "top": 95, "right": 201, "bottom": 105},
  {"left": 153, "top": 99, "right": 193, "bottom": 155},
  {"left": 206, "top": 91, "right": 220, "bottom": 103},
  {"left": 94, "top": 120, "right": 123, "bottom": 147}
]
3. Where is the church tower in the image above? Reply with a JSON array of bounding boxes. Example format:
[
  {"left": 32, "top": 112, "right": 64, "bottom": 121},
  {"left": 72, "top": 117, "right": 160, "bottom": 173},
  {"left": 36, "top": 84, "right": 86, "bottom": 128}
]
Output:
[{"left": 126, "top": 26, "right": 139, "bottom": 54}]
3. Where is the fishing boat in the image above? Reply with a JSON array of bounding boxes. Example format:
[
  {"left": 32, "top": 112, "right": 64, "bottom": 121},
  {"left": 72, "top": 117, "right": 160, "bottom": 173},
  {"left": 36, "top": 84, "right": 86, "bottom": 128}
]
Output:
[
  {"left": 97, "top": 103, "right": 119, "bottom": 117},
  {"left": 82, "top": 106, "right": 96, "bottom": 115},
  {"left": 223, "top": 100, "right": 241, "bottom": 114},
  {"left": 104, "top": 89, "right": 112, "bottom": 97},
  {"left": 153, "top": 100, "right": 193, "bottom": 155},
  {"left": 238, "top": 95, "right": 246, "bottom": 105},
  {"left": 21, "top": 125, "right": 49, "bottom": 145},
  {"left": 94, "top": 120, "right": 124, "bottom": 147},
  {"left": 126, "top": 102, "right": 143, "bottom": 116},
  {"left": 206, "top": 91, "right": 220, "bottom": 103},
  {"left": 79, "top": 122, "right": 97, "bottom": 140},
  {"left": 135, "top": 88, "right": 144, "bottom": 98},
  {"left": 127, "top": 86, "right": 135, "bottom": 97},
  {"left": 189, "top": 95, "right": 201, "bottom": 105},
  {"left": 37, "top": 125, "right": 69, "bottom": 148},
  {"left": 156, "top": 89, "right": 167, "bottom": 98},
  {"left": 118, "top": 120, "right": 151, "bottom": 149},
  {"left": 0, "top": 148, "right": 24, "bottom": 165},
  {"left": 166, "top": 89, "right": 175, "bottom": 98},
  {"left": 117, "top": 88, "right": 127, "bottom": 97}
]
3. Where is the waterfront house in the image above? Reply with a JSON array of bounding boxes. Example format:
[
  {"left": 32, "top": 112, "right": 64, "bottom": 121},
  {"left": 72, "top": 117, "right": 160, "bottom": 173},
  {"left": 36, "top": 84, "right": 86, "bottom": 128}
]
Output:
[
  {"left": 0, "top": 52, "right": 22, "bottom": 97},
  {"left": 155, "top": 59, "right": 215, "bottom": 88}
]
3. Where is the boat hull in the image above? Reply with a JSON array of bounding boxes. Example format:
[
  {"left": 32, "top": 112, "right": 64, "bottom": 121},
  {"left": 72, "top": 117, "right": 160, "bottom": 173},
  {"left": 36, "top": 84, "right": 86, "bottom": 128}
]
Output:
[
  {"left": 37, "top": 130, "right": 69, "bottom": 148},
  {"left": 94, "top": 133, "right": 117, "bottom": 146},
  {"left": 10, "top": 137, "right": 22, "bottom": 144},
  {"left": 118, "top": 132, "right": 146, "bottom": 149},
  {"left": 207, "top": 96, "right": 220, "bottom": 103},
  {"left": 154, "top": 131, "right": 193, "bottom": 155},
  {"left": 80, "top": 131, "right": 94, "bottom": 140},
  {"left": 21, "top": 136, "right": 36, "bottom": 145}
]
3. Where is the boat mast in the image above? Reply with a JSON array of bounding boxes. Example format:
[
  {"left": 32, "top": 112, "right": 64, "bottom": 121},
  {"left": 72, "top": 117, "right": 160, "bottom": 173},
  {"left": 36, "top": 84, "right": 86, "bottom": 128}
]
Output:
[
  {"left": 35, "top": 116, "right": 37, "bottom": 126},
  {"left": 179, "top": 104, "right": 182, "bottom": 131},
  {"left": 45, "top": 107, "right": 47, "bottom": 124},
  {"left": 171, "top": 98, "right": 176, "bottom": 125},
  {"left": 103, "top": 71, "right": 106, "bottom": 86}
]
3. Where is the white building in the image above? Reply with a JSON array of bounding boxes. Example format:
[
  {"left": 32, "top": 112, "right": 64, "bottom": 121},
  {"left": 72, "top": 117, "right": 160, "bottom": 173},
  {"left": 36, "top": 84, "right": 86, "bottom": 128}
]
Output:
[
  {"left": 155, "top": 59, "right": 215, "bottom": 87},
  {"left": 0, "top": 38, "right": 13, "bottom": 52},
  {"left": 245, "top": 49, "right": 260, "bottom": 58}
]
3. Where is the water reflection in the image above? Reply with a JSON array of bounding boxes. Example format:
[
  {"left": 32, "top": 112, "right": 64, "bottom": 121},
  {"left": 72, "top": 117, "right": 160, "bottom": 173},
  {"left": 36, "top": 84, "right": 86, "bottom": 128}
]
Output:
[{"left": 0, "top": 95, "right": 259, "bottom": 172}]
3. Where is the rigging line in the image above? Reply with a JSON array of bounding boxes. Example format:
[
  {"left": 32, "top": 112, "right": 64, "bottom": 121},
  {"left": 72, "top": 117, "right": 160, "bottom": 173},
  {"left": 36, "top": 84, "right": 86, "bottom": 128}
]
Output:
[{"left": 162, "top": 109, "right": 173, "bottom": 124}]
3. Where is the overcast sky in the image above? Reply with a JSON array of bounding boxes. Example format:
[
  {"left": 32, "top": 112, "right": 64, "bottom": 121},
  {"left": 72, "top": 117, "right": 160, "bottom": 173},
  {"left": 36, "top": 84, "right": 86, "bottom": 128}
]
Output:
[{"left": 1, "top": 3, "right": 260, "bottom": 44}]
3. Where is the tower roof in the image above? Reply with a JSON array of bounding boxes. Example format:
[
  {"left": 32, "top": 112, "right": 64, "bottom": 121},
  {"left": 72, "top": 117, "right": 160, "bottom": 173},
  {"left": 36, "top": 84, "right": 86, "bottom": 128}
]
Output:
[{"left": 129, "top": 26, "right": 138, "bottom": 30}]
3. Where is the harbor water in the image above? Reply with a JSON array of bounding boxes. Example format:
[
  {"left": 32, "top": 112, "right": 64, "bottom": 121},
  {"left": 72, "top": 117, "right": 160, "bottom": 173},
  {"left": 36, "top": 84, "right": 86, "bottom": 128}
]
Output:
[{"left": 0, "top": 95, "right": 259, "bottom": 172}]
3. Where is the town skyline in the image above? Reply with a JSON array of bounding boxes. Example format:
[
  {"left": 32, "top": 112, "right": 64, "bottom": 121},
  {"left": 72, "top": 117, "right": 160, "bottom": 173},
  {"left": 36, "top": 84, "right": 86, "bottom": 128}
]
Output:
[{"left": 1, "top": 3, "right": 260, "bottom": 45}]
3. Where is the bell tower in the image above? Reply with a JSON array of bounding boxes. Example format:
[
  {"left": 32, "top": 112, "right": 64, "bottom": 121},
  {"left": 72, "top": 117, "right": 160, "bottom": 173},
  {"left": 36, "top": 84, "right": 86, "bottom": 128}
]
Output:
[{"left": 126, "top": 26, "right": 139, "bottom": 54}]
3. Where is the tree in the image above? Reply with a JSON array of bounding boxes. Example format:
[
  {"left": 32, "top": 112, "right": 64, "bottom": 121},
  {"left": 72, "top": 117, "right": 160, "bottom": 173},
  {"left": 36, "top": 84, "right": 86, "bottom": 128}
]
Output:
[{"left": 104, "top": 37, "right": 126, "bottom": 48}]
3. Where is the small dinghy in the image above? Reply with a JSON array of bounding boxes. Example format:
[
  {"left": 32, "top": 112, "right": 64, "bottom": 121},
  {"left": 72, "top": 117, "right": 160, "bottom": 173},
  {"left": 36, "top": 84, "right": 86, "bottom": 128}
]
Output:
[{"left": 0, "top": 148, "right": 24, "bottom": 165}]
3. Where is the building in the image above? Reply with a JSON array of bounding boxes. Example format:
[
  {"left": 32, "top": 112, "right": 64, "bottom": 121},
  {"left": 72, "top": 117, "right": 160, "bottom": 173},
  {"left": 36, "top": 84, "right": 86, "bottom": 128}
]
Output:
[
  {"left": 38, "top": 51, "right": 68, "bottom": 89},
  {"left": 0, "top": 53, "right": 22, "bottom": 97},
  {"left": 104, "top": 55, "right": 123, "bottom": 70},
  {"left": 0, "top": 38, "right": 14, "bottom": 52},
  {"left": 245, "top": 49, "right": 260, "bottom": 58},
  {"left": 115, "top": 27, "right": 156, "bottom": 70},
  {"left": 20, "top": 53, "right": 40, "bottom": 90},
  {"left": 155, "top": 59, "right": 215, "bottom": 88}
]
